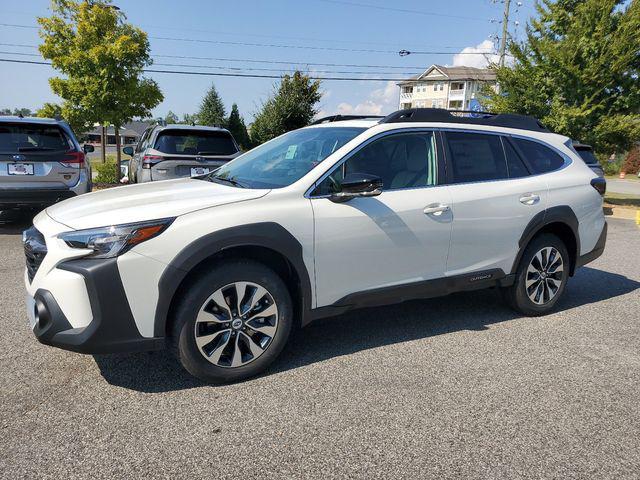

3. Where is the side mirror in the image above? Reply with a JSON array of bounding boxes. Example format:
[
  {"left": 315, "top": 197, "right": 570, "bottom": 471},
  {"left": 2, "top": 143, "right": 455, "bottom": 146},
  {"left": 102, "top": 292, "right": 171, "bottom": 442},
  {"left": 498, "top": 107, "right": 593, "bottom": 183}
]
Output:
[
  {"left": 122, "top": 146, "right": 134, "bottom": 157},
  {"left": 330, "top": 173, "right": 383, "bottom": 203},
  {"left": 83, "top": 144, "right": 95, "bottom": 154}
]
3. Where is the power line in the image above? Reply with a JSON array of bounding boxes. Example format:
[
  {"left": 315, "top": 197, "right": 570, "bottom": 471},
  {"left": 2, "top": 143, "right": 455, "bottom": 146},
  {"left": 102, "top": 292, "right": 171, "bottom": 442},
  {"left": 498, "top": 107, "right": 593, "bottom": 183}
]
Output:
[
  {"left": 0, "top": 50, "right": 422, "bottom": 75},
  {"left": 0, "top": 23, "right": 494, "bottom": 56},
  {"left": 0, "top": 57, "right": 423, "bottom": 82},
  {"left": 316, "top": 0, "right": 487, "bottom": 21}
]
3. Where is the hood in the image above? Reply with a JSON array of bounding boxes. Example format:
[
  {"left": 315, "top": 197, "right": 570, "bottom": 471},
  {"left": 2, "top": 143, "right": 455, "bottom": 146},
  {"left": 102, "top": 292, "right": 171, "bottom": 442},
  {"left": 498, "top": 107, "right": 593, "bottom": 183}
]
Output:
[{"left": 46, "top": 178, "right": 270, "bottom": 230}]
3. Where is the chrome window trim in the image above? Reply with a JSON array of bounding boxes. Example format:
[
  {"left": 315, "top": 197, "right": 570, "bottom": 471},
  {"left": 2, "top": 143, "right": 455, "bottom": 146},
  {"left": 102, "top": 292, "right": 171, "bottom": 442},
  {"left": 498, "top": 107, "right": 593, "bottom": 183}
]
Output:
[{"left": 305, "top": 128, "right": 440, "bottom": 199}]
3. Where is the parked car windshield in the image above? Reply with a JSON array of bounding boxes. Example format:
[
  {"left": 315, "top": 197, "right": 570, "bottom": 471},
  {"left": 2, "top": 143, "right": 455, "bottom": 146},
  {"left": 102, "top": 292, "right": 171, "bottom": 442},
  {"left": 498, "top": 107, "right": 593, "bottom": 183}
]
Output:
[
  {"left": 154, "top": 129, "right": 238, "bottom": 156},
  {"left": 0, "top": 123, "right": 71, "bottom": 153},
  {"left": 206, "top": 126, "right": 366, "bottom": 189}
]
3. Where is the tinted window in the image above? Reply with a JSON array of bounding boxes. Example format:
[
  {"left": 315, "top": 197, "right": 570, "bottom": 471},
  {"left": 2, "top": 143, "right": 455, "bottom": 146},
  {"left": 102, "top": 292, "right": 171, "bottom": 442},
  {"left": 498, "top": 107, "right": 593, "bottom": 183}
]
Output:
[
  {"left": 575, "top": 147, "right": 599, "bottom": 166},
  {"left": 209, "top": 127, "right": 365, "bottom": 189},
  {"left": 514, "top": 138, "right": 565, "bottom": 174},
  {"left": 0, "top": 123, "right": 71, "bottom": 153},
  {"left": 154, "top": 129, "right": 238, "bottom": 155},
  {"left": 314, "top": 132, "right": 437, "bottom": 195},
  {"left": 503, "top": 138, "right": 530, "bottom": 178},
  {"left": 446, "top": 132, "right": 507, "bottom": 183}
]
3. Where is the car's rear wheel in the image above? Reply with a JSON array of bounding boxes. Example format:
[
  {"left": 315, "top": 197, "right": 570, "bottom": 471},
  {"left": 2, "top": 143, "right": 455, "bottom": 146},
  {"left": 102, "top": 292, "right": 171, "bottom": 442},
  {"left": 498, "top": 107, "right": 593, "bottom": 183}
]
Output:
[
  {"left": 503, "top": 233, "right": 570, "bottom": 316},
  {"left": 170, "top": 260, "right": 293, "bottom": 383}
]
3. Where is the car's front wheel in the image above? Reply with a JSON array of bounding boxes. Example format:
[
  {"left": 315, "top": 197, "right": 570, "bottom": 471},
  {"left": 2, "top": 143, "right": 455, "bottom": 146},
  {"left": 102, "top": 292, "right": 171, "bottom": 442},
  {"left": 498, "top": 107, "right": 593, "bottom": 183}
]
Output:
[
  {"left": 170, "top": 260, "right": 293, "bottom": 383},
  {"left": 503, "top": 233, "right": 570, "bottom": 316}
]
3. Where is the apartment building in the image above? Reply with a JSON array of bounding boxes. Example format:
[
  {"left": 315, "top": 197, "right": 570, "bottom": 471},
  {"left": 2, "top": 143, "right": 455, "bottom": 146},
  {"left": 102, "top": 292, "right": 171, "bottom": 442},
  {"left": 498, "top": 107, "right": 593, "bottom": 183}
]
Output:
[{"left": 398, "top": 65, "right": 497, "bottom": 111}]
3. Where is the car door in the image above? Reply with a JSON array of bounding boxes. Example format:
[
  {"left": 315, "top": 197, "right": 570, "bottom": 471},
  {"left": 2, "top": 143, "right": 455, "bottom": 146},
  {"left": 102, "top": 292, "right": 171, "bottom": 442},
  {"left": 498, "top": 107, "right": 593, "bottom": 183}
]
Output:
[
  {"left": 442, "top": 130, "right": 548, "bottom": 276},
  {"left": 310, "top": 130, "right": 453, "bottom": 308},
  {"left": 131, "top": 127, "right": 152, "bottom": 182}
]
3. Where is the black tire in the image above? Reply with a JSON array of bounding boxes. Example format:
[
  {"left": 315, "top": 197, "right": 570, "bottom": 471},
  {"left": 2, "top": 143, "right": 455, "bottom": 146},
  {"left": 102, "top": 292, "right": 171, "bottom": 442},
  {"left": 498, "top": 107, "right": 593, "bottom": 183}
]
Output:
[
  {"left": 170, "top": 260, "right": 293, "bottom": 384},
  {"left": 503, "top": 233, "right": 570, "bottom": 316}
]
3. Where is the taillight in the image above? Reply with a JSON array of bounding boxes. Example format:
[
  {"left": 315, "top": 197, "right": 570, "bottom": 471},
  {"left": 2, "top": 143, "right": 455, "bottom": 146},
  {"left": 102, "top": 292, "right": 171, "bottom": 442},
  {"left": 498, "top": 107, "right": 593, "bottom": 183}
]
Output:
[
  {"left": 142, "top": 155, "right": 163, "bottom": 169},
  {"left": 59, "top": 151, "right": 85, "bottom": 168},
  {"left": 591, "top": 177, "right": 606, "bottom": 196}
]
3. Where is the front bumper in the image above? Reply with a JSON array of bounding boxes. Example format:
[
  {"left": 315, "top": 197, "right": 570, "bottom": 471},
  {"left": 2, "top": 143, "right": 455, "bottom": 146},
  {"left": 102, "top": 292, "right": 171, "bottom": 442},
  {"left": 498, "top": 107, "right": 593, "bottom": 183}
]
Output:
[{"left": 27, "top": 257, "right": 165, "bottom": 354}]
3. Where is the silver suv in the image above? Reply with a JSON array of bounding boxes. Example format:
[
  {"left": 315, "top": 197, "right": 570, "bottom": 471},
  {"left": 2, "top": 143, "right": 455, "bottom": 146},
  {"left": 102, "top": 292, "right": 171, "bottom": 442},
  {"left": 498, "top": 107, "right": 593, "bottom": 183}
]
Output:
[
  {"left": 124, "top": 124, "right": 240, "bottom": 183},
  {"left": 0, "top": 117, "right": 93, "bottom": 211}
]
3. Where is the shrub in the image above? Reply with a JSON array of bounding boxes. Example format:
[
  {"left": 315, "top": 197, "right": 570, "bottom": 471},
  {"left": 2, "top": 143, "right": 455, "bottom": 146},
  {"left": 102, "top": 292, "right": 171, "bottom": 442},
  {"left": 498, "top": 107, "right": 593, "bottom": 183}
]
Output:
[
  {"left": 94, "top": 160, "right": 119, "bottom": 184},
  {"left": 602, "top": 153, "right": 624, "bottom": 176},
  {"left": 621, "top": 146, "right": 640, "bottom": 175}
]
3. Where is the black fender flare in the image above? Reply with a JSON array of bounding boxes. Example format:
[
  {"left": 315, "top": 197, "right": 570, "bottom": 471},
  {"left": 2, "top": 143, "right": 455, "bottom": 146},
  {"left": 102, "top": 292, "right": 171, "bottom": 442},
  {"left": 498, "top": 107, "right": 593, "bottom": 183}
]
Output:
[
  {"left": 153, "top": 222, "right": 313, "bottom": 337},
  {"left": 511, "top": 205, "right": 580, "bottom": 275}
]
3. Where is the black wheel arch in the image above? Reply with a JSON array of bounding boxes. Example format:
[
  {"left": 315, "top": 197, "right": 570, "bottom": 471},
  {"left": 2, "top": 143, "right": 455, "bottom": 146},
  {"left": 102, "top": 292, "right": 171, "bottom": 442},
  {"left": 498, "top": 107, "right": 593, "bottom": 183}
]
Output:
[
  {"left": 511, "top": 205, "right": 580, "bottom": 276},
  {"left": 154, "top": 222, "right": 313, "bottom": 337}
]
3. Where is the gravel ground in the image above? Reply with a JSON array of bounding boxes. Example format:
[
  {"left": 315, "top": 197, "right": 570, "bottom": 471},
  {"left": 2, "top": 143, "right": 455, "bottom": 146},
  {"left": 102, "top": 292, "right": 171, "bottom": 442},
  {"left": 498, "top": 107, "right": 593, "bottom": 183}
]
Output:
[{"left": 1, "top": 213, "right": 639, "bottom": 479}]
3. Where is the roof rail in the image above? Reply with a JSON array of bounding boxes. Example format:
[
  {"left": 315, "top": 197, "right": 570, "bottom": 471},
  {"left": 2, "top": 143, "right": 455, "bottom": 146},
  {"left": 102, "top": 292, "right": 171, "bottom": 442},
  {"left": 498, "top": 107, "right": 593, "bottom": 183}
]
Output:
[
  {"left": 311, "top": 114, "right": 385, "bottom": 125},
  {"left": 380, "top": 108, "right": 549, "bottom": 133}
]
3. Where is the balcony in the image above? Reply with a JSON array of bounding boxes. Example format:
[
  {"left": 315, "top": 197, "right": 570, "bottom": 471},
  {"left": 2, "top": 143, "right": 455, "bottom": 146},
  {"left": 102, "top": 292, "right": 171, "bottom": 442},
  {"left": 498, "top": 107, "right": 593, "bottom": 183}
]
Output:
[{"left": 400, "top": 92, "right": 413, "bottom": 100}]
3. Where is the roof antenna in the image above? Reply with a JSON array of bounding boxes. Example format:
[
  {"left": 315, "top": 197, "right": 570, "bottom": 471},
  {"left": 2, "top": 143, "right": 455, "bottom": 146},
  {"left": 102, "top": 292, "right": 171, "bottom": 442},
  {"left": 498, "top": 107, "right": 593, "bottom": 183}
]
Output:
[{"left": 18, "top": 112, "right": 24, "bottom": 118}]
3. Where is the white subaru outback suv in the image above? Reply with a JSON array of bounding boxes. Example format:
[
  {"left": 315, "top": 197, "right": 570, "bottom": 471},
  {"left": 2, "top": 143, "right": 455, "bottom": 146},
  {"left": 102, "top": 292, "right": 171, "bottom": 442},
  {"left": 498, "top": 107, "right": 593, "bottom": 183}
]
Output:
[{"left": 23, "top": 109, "right": 607, "bottom": 383}]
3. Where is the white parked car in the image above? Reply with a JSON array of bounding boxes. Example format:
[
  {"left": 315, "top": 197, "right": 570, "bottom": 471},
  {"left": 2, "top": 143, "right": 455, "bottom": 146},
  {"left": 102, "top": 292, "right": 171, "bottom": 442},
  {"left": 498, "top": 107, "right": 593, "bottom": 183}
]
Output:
[{"left": 23, "top": 109, "right": 607, "bottom": 383}]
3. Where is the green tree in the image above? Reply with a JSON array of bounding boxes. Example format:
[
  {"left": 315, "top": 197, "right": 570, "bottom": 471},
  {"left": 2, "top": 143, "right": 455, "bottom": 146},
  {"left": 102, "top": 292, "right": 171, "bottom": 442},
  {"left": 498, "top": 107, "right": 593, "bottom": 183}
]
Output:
[
  {"left": 165, "top": 110, "right": 179, "bottom": 124},
  {"left": 226, "top": 103, "right": 250, "bottom": 149},
  {"left": 250, "top": 71, "right": 321, "bottom": 145},
  {"left": 198, "top": 84, "right": 226, "bottom": 126},
  {"left": 182, "top": 113, "right": 198, "bottom": 125},
  {"left": 36, "top": 103, "right": 63, "bottom": 120},
  {"left": 38, "top": 0, "right": 163, "bottom": 173},
  {"left": 483, "top": 0, "right": 640, "bottom": 154}
]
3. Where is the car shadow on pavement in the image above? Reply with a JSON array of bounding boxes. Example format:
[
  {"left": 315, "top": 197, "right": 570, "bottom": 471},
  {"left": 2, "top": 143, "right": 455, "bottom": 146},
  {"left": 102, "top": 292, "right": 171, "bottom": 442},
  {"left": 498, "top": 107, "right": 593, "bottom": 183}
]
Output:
[{"left": 93, "top": 266, "right": 639, "bottom": 393}]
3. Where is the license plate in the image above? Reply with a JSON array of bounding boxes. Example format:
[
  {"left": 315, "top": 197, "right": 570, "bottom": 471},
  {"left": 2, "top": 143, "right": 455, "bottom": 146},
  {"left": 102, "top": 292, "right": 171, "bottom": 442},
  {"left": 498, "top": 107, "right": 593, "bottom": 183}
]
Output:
[
  {"left": 8, "top": 163, "right": 34, "bottom": 175},
  {"left": 190, "top": 167, "right": 210, "bottom": 176}
]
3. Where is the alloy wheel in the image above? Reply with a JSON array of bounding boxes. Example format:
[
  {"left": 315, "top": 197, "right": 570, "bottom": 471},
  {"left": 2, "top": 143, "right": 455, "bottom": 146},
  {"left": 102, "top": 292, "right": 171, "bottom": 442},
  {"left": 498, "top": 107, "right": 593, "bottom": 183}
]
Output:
[
  {"left": 193, "top": 281, "right": 278, "bottom": 368},
  {"left": 525, "top": 247, "right": 564, "bottom": 305}
]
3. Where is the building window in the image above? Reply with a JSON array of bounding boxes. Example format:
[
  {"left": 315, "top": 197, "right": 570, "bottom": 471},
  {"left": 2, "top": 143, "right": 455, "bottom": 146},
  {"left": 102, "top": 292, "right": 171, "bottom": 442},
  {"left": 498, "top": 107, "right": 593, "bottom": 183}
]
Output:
[
  {"left": 448, "top": 100, "right": 463, "bottom": 109},
  {"left": 451, "top": 82, "right": 465, "bottom": 91}
]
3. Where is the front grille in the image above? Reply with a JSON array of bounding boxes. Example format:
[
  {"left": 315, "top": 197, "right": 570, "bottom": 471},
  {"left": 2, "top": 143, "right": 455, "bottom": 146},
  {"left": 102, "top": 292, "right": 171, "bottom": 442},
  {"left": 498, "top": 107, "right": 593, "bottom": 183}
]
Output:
[{"left": 23, "top": 226, "right": 47, "bottom": 283}]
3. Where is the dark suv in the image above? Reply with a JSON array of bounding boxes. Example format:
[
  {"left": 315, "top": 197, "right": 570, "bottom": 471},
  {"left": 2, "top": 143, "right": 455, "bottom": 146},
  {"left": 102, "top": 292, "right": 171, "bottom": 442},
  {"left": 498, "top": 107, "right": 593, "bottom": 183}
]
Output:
[
  {"left": 124, "top": 124, "right": 240, "bottom": 183},
  {"left": 573, "top": 142, "right": 604, "bottom": 177},
  {"left": 0, "top": 116, "right": 93, "bottom": 210}
]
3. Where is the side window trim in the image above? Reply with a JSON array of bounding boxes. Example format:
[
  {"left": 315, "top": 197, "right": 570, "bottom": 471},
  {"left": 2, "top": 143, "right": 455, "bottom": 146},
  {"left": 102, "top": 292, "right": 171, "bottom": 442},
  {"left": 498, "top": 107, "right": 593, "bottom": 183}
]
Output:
[{"left": 306, "top": 128, "right": 442, "bottom": 198}]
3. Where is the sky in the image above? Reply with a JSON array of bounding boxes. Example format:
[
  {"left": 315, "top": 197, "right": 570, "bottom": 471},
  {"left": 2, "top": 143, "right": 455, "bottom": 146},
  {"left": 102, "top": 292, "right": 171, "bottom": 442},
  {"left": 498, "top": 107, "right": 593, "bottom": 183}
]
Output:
[{"left": 0, "top": 0, "right": 537, "bottom": 122}]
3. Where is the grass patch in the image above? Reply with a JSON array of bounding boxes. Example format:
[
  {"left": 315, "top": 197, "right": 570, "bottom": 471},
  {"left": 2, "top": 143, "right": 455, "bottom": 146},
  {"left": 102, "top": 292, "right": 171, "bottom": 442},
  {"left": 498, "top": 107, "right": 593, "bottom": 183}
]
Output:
[
  {"left": 604, "top": 192, "right": 640, "bottom": 210},
  {"left": 89, "top": 154, "right": 117, "bottom": 167}
]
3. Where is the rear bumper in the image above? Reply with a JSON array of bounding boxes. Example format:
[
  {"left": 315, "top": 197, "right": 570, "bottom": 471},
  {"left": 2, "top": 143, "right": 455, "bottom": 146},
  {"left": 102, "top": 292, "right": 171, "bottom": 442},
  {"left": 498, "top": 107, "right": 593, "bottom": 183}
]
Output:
[
  {"left": 28, "top": 257, "right": 165, "bottom": 354},
  {"left": 0, "top": 188, "right": 76, "bottom": 209},
  {"left": 576, "top": 221, "right": 607, "bottom": 269}
]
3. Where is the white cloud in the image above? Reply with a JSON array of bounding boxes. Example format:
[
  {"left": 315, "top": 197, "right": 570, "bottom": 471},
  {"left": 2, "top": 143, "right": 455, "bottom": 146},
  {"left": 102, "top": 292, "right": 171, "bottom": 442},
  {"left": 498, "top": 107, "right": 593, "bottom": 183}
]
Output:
[
  {"left": 326, "top": 81, "right": 398, "bottom": 117},
  {"left": 451, "top": 40, "right": 499, "bottom": 68}
]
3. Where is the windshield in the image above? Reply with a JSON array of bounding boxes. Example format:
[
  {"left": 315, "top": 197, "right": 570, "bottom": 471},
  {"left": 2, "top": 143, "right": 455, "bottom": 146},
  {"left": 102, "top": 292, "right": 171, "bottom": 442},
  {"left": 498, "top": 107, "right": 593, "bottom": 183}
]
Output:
[
  {"left": 0, "top": 123, "right": 72, "bottom": 153},
  {"left": 207, "top": 126, "right": 366, "bottom": 189},
  {"left": 154, "top": 129, "right": 238, "bottom": 156}
]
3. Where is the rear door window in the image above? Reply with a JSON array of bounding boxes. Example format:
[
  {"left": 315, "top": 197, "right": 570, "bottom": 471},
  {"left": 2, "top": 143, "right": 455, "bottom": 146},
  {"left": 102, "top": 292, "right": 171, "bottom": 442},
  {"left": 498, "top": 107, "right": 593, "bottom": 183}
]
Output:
[
  {"left": 0, "top": 123, "right": 71, "bottom": 153},
  {"left": 444, "top": 131, "right": 507, "bottom": 183},
  {"left": 513, "top": 138, "right": 565, "bottom": 174},
  {"left": 154, "top": 130, "right": 238, "bottom": 156}
]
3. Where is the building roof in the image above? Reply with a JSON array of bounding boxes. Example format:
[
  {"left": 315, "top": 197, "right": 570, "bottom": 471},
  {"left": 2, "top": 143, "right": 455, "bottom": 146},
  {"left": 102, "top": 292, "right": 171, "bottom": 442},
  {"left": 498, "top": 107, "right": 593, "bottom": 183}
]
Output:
[{"left": 398, "top": 64, "right": 497, "bottom": 84}]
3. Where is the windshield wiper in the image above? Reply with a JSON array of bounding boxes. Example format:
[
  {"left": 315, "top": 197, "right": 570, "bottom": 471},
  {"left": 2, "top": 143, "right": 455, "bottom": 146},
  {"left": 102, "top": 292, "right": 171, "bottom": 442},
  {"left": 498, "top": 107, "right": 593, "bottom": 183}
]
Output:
[{"left": 210, "top": 175, "right": 247, "bottom": 188}]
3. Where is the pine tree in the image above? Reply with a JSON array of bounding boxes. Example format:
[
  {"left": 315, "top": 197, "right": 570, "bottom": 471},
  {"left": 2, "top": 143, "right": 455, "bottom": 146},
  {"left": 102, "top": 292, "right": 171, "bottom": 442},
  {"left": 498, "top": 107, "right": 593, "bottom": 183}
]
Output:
[
  {"left": 483, "top": 0, "right": 640, "bottom": 153},
  {"left": 226, "top": 104, "right": 250, "bottom": 149},
  {"left": 250, "top": 72, "right": 321, "bottom": 145},
  {"left": 197, "top": 83, "right": 226, "bottom": 126}
]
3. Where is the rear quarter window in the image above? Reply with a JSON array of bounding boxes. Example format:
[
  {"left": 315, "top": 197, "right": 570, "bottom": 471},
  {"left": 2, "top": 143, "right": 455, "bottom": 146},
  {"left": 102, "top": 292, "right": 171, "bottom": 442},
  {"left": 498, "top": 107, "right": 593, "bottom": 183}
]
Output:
[
  {"left": 0, "top": 123, "right": 71, "bottom": 153},
  {"left": 514, "top": 138, "right": 565, "bottom": 174}
]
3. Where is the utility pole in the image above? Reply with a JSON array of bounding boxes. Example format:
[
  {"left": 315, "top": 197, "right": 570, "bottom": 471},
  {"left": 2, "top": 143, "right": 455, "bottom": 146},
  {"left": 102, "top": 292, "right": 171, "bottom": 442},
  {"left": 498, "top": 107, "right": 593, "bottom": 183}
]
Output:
[{"left": 499, "top": 0, "right": 511, "bottom": 67}]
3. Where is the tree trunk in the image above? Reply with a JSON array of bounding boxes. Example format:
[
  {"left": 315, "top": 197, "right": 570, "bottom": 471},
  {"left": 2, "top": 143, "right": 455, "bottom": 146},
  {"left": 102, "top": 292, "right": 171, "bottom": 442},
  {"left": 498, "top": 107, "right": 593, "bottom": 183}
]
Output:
[
  {"left": 101, "top": 125, "right": 106, "bottom": 163},
  {"left": 115, "top": 125, "right": 122, "bottom": 182}
]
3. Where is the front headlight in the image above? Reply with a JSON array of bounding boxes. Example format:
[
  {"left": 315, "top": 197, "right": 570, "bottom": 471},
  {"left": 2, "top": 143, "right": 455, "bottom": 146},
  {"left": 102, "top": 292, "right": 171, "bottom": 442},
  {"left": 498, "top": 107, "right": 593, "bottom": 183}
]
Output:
[{"left": 58, "top": 218, "right": 175, "bottom": 259}]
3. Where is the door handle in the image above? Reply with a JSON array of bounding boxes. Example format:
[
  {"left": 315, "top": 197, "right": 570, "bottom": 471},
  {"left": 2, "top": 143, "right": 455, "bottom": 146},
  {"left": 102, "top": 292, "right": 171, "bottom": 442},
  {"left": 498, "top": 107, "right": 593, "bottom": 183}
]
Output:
[
  {"left": 519, "top": 193, "right": 540, "bottom": 205},
  {"left": 423, "top": 203, "right": 450, "bottom": 215}
]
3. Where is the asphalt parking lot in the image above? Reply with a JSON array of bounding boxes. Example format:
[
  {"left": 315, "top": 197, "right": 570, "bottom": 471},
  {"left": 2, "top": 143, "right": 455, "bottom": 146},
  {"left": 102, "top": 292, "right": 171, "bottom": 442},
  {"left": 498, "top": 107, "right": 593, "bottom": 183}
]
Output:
[{"left": 1, "top": 212, "right": 639, "bottom": 479}]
